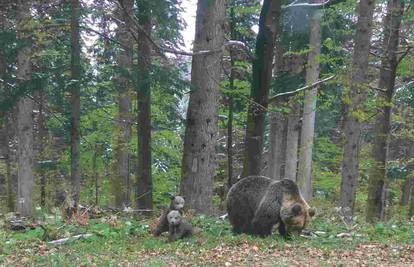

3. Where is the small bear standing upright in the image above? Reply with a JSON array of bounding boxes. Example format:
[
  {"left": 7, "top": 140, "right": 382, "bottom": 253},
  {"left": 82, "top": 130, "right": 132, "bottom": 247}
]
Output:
[
  {"left": 152, "top": 196, "right": 185, "bottom": 236},
  {"left": 227, "top": 176, "right": 315, "bottom": 237},
  {"left": 167, "top": 210, "right": 197, "bottom": 242}
]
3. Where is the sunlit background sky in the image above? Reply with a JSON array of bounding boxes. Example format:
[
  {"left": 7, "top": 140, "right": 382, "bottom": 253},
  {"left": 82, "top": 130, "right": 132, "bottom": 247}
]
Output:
[{"left": 181, "top": 0, "right": 197, "bottom": 50}]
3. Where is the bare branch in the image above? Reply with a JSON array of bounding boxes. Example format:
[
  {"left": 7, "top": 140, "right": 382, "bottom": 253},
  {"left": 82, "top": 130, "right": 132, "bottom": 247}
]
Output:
[
  {"left": 283, "top": 0, "right": 330, "bottom": 9},
  {"left": 268, "top": 75, "right": 335, "bottom": 103},
  {"left": 116, "top": 0, "right": 253, "bottom": 59}
]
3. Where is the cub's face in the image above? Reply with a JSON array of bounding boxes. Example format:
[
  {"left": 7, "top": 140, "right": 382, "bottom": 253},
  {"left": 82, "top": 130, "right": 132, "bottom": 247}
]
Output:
[
  {"left": 167, "top": 210, "right": 182, "bottom": 226},
  {"left": 171, "top": 196, "right": 185, "bottom": 210},
  {"left": 280, "top": 203, "right": 316, "bottom": 235}
]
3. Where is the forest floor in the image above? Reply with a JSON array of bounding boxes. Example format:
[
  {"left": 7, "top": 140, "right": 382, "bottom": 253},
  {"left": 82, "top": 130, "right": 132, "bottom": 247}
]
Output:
[{"left": 1, "top": 206, "right": 414, "bottom": 266}]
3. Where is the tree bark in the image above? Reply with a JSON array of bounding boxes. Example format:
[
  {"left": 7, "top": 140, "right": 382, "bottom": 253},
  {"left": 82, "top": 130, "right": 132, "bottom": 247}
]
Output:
[
  {"left": 180, "top": 0, "right": 225, "bottom": 214},
  {"left": 38, "top": 89, "right": 47, "bottom": 207},
  {"left": 93, "top": 146, "right": 98, "bottom": 205},
  {"left": 268, "top": 98, "right": 287, "bottom": 180},
  {"left": 5, "top": 114, "right": 14, "bottom": 211},
  {"left": 227, "top": 4, "right": 237, "bottom": 188},
  {"left": 339, "top": 0, "right": 376, "bottom": 221},
  {"left": 267, "top": 8, "right": 285, "bottom": 181},
  {"left": 242, "top": 0, "right": 282, "bottom": 177},
  {"left": 366, "top": 0, "right": 404, "bottom": 222},
  {"left": 284, "top": 98, "right": 300, "bottom": 181},
  {"left": 113, "top": 0, "right": 133, "bottom": 208},
  {"left": 70, "top": 0, "right": 81, "bottom": 205},
  {"left": 227, "top": 96, "right": 235, "bottom": 187},
  {"left": 0, "top": 5, "right": 13, "bottom": 211},
  {"left": 410, "top": 183, "right": 414, "bottom": 217},
  {"left": 297, "top": 10, "right": 322, "bottom": 201},
  {"left": 136, "top": 0, "right": 153, "bottom": 210},
  {"left": 16, "top": 0, "right": 34, "bottom": 217},
  {"left": 400, "top": 177, "right": 413, "bottom": 206}
]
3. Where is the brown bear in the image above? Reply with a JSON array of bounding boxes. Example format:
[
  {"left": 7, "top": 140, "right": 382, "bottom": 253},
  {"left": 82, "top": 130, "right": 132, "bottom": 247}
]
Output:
[
  {"left": 166, "top": 210, "right": 199, "bottom": 242},
  {"left": 152, "top": 195, "right": 185, "bottom": 236},
  {"left": 226, "top": 176, "right": 315, "bottom": 237}
]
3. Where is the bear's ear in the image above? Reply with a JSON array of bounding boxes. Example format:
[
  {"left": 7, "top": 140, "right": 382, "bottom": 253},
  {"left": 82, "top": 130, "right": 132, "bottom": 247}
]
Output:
[
  {"left": 170, "top": 195, "right": 176, "bottom": 201},
  {"left": 291, "top": 204, "right": 302, "bottom": 216},
  {"left": 308, "top": 208, "right": 316, "bottom": 217}
]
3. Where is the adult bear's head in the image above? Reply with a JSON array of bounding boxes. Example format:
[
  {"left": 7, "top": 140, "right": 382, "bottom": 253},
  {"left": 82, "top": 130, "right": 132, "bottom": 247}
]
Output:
[
  {"left": 280, "top": 198, "right": 316, "bottom": 235},
  {"left": 277, "top": 179, "right": 316, "bottom": 235}
]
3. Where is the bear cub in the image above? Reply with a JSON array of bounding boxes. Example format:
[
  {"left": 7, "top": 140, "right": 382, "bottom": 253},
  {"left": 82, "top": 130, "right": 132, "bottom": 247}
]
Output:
[
  {"left": 227, "top": 176, "right": 315, "bottom": 237},
  {"left": 167, "top": 210, "right": 198, "bottom": 242},
  {"left": 152, "top": 195, "right": 185, "bottom": 236}
]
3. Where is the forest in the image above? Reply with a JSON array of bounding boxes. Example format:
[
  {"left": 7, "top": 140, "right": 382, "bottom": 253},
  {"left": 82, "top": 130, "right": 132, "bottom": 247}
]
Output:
[{"left": 0, "top": 0, "right": 413, "bottom": 265}]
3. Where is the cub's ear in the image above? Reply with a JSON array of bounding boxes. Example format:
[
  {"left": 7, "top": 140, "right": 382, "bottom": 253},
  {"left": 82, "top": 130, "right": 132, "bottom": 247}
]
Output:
[
  {"left": 291, "top": 204, "right": 302, "bottom": 216},
  {"left": 308, "top": 208, "right": 316, "bottom": 217},
  {"left": 170, "top": 195, "right": 176, "bottom": 200}
]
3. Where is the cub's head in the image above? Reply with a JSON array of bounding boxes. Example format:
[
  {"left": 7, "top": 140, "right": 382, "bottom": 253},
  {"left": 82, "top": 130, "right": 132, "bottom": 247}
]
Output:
[
  {"left": 170, "top": 196, "right": 185, "bottom": 210},
  {"left": 280, "top": 203, "right": 316, "bottom": 235},
  {"left": 167, "top": 210, "right": 182, "bottom": 226}
]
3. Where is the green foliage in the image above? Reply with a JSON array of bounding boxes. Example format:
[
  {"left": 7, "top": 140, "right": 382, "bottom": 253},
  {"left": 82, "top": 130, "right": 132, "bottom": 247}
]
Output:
[{"left": 1, "top": 208, "right": 413, "bottom": 265}]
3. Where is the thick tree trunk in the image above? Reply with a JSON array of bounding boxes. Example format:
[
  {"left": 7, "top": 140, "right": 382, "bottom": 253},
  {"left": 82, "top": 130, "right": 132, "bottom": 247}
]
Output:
[
  {"left": 366, "top": 0, "right": 404, "bottom": 222},
  {"left": 242, "top": 0, "right": 282, "bottom": 177},
  {"left": 180, "top": 0, "right": 225, "bottom": 214},
  {"left": 113, "top": 0, "right": 133, "bottom": 208},
  {"left": 339, "top": 0, "right": 376, "bottom": 221},
  {"left": 16, "top": 0, "right": 34, "bottom": 217},
  {"left": 267, "top": 10, "right": 285, "bottom": 181},
  {"left": 284, "top": 98, "right": 300, "bottom": 181},
  {"left": 136, "top": 0, "right": 152, "bottom": 210},
  {"left": 268, "top": 98, "right": 287, "bottom": 180},
  {"left": 297, "top": 10, "right": 322, "bottom": 201},
  {"left": 70, "top": 0, "right": 81, "bottom": 205}
]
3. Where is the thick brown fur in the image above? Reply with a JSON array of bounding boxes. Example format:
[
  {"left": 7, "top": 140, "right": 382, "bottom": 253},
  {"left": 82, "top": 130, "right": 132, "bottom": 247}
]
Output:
[
  {"left": 167, "top": 210, "right": 199, "bottom": 242},
  {"left": 227, "top": 176, "right": 315, "bottom": 237},
  {"left": 152, "top": 196, "right": 185, "bottom": 236}
]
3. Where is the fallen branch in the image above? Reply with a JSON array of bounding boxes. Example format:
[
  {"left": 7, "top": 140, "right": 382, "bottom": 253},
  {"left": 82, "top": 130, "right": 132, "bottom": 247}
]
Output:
[
  {"left": 48, "top": 234, "right": 93, "bottom": 245},
  {"left": 268, "top": 75, "right": 336, "bottom": 103}
]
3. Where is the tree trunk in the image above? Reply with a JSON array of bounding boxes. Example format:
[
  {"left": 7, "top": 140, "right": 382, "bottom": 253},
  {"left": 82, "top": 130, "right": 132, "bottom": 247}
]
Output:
[
  {"left": 180, "top": 0, "right": 225, "bottom": 214},
  {"left": 136, "top": 0, "right": 152, "bottom": 210},
  {"left": 227, "top": 96, "right": 235, "bottom": 187},
  {"left": 266, "top": 7, "right": 285, "bottom": 181},
  {"left": 38, "top": 89, "right": 47, "bottom": 207},
  {"left": 339, "top": 0, "right": 376, "bottom": 221},
  {"left": 5, "top": 115, "right": 14, "bottom": 211},
  {"left": 366, "top": 0, "right": 404, "bottom": 222},
  {"left": 410, "top": 183, "right": 414, "bottom": 217},
  {"left": 93, "top": 146, "right": 98, "bottom": 205},
  {"left": 297, "top": 10, "right": 322, "bottom": 201},
  {"left": 113, "top": 0, "right": 133, "bottom": 208},
  {"left": 268, "top": 98, "right": 287, "bottom": 180},
  {"left": 284, "top": 98, "right": 300, "bottom": 181},
  {"left": 401, "top": 177, "right": 413, "bottom": 206},
  {"left": 16, "top": 0, "right": 34, "bottom": 217},
  {"left": 227, "top": 5, "right": 237, "bottom": 188},
  {"left": 242, "top": 0, "right": 282, "bottom": 177},
  {"left": 70, "top": 0, "right": 81, "bottom": 205},
  {"left": 0, "top": 6, "right": 13, "bottom": 211}
]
